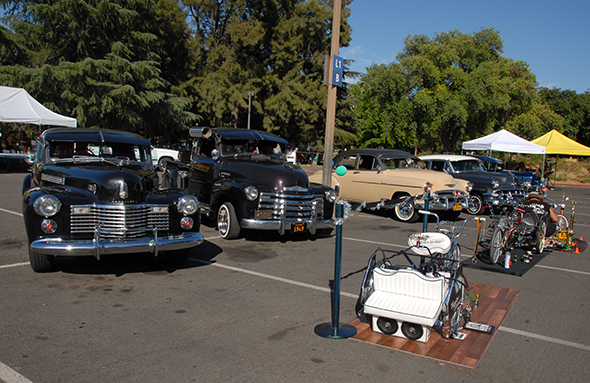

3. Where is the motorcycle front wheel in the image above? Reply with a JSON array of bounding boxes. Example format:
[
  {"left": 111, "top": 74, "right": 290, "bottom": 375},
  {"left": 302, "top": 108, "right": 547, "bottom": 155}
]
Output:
[{"left": 489, "top": 226, "right": 504, "bottom": 264}]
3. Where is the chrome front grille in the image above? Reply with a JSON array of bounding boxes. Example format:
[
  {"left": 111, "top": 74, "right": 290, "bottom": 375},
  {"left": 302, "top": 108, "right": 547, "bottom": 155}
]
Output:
[
  {"left": 433, "top": 190, "right": 468, "bottom": 201},
  {"left": 257, "top": 193, "right": 324, "bottom": 221},
  {"left": 70, "top": 204, "right": 169, "bottom": 239}
]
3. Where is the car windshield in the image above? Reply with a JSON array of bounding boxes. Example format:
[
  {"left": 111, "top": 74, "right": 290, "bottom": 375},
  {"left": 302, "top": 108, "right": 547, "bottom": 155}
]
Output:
[
  {"left": 48, "top": 140, "right": 150, "bottom": 163},
  {"left": 381, "top": 157, "right": 421, "bottom": 170},
  {"left": 451, "top": 160, "right": 486, "bottom": 172},
  {"left": 220, "top": 139, "right": 286, "bottom": 160}
]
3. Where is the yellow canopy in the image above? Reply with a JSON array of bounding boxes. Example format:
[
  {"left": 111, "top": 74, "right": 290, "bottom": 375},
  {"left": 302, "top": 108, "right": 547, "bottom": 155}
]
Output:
[{"left": 532, "top": 129, "right": 590, "bottom": 156}]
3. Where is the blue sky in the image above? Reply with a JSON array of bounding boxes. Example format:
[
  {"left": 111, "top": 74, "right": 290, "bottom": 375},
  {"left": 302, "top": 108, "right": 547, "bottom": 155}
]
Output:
[
  {"left": 340, "top": 0, "right": 590, "bottom": 93},
  {"left": 2, "top": 1, "right": 588, "bottom": 93}
]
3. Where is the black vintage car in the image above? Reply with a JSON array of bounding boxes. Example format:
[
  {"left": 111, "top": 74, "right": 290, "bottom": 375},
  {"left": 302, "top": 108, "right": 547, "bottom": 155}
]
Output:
[
  {"left": 473, "top": 155, "right": 540, "bottom": 191},
  {"left": 166, "top": 127, "right": 336, "bottom": 239},
  {"left": 420, "top": 154, "right": 526, "bottom": 215},
  {"left": 22, "top": 128, "right": 204, "bottom": 272}
]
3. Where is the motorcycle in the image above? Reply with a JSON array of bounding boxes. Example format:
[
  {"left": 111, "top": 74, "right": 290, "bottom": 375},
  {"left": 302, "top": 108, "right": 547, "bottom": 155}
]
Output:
[{"left": 488, "top": 203, "right": 547, "bottom": 265}]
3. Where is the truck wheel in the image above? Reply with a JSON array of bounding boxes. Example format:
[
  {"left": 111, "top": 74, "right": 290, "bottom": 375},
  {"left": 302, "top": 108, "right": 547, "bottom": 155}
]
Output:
[
  {"left": 167, "top": 249, "right": 190, "bottom": 265},
  {"left": 29, "top": 247, "right": 55, "bottom": 273},
  {"left": 394, "top": 200, "right": 419, "bottom": 222},
  {"left": 22, "top": 174, "right": 32, "bottom": 196},
  {"left": 467, "top": 194, "right": 484, "bottom": 215},
  {"left": 158, "top": 156, "right": 174, "bottom": 168},
  {"left": 217, "top": 202, "right": 241, "bottom": 239}
]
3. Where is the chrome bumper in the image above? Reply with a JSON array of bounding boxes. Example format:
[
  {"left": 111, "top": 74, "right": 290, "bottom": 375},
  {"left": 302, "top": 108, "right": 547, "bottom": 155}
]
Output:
[
  {"left": 240, "top": 218, "right": 334, "bottom": 235},
  {"left": 30, "top": 231, "right": 204, "bottom": 259},
  {"left": 484, "top": 191, "right": 526, "bottom": 206},
  {"left": 415, "top": 198, "right": 469, "bottom": 211}
]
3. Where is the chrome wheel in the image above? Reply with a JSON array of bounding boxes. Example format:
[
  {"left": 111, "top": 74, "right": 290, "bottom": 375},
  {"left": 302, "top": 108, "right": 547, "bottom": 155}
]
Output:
[
  {"left": 489, "top": 226, "right": 504, "bottom": 264},
  {"left": 394, "top": 200, "right": 419, "bottom": 222},
  {"left": 217, "top": 202, "right": 240, "bottom": 239},
  {"left": 536, "top": 221, "right": 546, "bottom": 254},
  {"left": 467, "top": 194, "right": 484, "bottom": 215}
]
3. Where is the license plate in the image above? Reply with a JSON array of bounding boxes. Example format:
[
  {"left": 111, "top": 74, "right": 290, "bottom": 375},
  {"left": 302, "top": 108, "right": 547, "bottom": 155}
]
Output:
[
  {"left": 453, "top": 204, "right": 463, "bottom": 211},
  {"left": 292, "top": 223, "right": 307, "bottom": 233}
]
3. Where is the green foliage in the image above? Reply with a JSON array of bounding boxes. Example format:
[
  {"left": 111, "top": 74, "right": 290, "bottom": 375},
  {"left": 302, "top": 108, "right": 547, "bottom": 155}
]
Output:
[
  {"left": 539, "top": 87, "right": 590, "bottom": 146},
  {"left": 181, "top": 0, "right": 355, "bottom": 147},
  {"left": 352, "top": 28, "right": 579, "bottom": 154},
  {"left": 0, "top": 0, "right": 198, "bottom": 143}
]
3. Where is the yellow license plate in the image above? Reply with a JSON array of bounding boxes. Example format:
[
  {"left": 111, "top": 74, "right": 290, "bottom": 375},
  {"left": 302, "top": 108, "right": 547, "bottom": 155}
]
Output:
[
  {"left": 292, "top": 223, "right": 306, "bottom": 233},
  {"left": 453, "top": 204, "right": 463, "bottom": 211}
]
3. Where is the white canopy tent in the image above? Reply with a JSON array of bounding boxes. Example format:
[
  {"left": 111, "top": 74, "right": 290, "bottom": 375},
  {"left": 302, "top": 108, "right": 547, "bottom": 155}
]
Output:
[
  {"left": 462, "top": 129, "right": 545, "bottom": 154},
  {"left": 462, "top": 129, "right": 547, "bottom": 178},
  {"left": 0, "top": 85, "right": 77, "bottom": 127}
]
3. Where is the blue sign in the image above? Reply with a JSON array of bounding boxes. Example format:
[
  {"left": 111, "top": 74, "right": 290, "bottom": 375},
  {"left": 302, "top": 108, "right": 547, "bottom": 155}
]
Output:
[{"left": 332, "top": 55, "right": 344, "bottom": 87}]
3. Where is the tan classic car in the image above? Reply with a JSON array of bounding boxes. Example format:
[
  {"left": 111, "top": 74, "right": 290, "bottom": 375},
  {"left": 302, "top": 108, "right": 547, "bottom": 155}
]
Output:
[{"left": 309, "top": 149, "right": 472, "bottom": 222}]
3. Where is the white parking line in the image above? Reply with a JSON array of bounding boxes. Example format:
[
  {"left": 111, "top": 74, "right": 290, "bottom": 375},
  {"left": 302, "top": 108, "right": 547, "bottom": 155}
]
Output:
[
  {"left": 188, "top": 257, "right": 590, "bottom": 353},
  {"left": 499, "top": 327, "right": 590, "bottom": 351},
  {"left": 0, "top": 361, "right": 34, "bottom": 383},
  {"left": 0, "top": 207, "right": 23, "bottom": 217},
  {"left": 0, "top": 262, "right": 29, "bottom": 269}
]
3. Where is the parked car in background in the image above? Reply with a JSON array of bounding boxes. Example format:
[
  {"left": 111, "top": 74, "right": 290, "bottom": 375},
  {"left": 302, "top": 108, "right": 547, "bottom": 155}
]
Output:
[
  {"left": 151, "top": 146, "right": 181, "bottom": 167},
  {"left": 164, "top": 127, "right": 336, "bottom": 239},
  {"left": 420, "top": 154, "right": 526, "bottom": 215},
  {"left": 473, "top": 155, "right": 540, "bottom": 191},
  {"left": 309, "top": 149, "right": 472, "bottom": 222},
  {"left": 22, "top": 128, "right": 204, "bottom": 272}
]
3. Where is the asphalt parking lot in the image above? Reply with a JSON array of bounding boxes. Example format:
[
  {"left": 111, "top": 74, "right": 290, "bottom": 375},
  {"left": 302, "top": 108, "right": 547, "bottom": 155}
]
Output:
[{"left": 1, "top": 170, "right": 590, "bottom": 383}]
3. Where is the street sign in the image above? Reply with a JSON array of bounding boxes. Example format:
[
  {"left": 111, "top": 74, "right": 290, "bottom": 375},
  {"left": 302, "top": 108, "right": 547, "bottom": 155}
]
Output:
[{"left": 332, "top": 55, "right": 343, "bottom": 87}]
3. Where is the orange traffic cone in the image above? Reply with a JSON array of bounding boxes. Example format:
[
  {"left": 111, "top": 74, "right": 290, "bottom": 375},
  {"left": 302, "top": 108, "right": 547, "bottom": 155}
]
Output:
[
  {"left": 580, "top": 236, "right": 584, "bottom": 241},
  {"left": 573, "top": 246, "right": 581, "bottom": 254}
]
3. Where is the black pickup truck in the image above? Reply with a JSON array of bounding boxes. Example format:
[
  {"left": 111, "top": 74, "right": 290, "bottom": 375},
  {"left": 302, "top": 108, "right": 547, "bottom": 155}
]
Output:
[{"left": 164, "top": 127, "right": 336, "bottom": 239}]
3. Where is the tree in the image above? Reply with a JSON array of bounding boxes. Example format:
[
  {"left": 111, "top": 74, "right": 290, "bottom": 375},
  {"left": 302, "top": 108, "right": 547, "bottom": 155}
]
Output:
[
  {"left": 0, "top": 0, "right": 198, "bottom": 142},
  {"left": 538, "top": 87, "right": 590, "bottom": 145},
  {"left": 350, "top": 63, "right": 414, "bottom": 151},
  {"left": 353, "top": 28, "right": 563, "bottom": 154},
  {"left": 180, "top": 0, "right": 354, "bottom": 146}
]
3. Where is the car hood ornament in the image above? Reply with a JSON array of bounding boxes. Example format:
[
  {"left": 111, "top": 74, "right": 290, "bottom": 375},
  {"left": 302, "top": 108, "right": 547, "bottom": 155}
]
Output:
[{"left": 119, "top": 181, "right": 129, "bottom": 200}]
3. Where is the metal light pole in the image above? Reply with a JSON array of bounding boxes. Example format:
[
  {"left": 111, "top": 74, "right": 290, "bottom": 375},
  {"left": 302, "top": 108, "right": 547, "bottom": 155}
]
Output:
[
  {"left": 247, "top": 91, "right": 254, "bottom": 129},
  {"left": 321, "top": 0, "right": 342, "bottom": 187}
]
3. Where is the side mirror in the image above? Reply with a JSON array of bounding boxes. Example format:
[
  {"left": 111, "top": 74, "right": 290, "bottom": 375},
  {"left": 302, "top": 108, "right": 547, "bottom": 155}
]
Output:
[
  {"left": 211, "top": 149, "right": 219, "bottom": 160},
  {"left": 24, "top": 154, "right": 35, "bottom": 164}
]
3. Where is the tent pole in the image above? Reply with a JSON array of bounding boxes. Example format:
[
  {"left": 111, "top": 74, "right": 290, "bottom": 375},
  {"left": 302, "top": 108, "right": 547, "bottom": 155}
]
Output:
[{"left": 541, "top": 154, "right": 545, "bottom": 184}]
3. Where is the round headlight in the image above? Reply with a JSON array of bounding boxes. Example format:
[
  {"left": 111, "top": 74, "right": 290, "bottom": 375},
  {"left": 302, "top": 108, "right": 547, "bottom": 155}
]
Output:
[
  {"left": 33, "top": 195, "right": 61, "bottom": 217},
  {"left": 177, "top": 195, "right": 199, "bottom": 215},
  {"left": 423, "top": 182, "right": 433, "bottom": 193},
  {"left": 325, "top": 189, "right": 338, "bottom": 203},
  {"left": 244, "top": 186, "right": 259, "bottom": 201},
  {"left": 466, "top": 182, "right": 473, "bottom": 192},
  {"left": 492, "top": 180, "right": 500, "bottom": 189}
]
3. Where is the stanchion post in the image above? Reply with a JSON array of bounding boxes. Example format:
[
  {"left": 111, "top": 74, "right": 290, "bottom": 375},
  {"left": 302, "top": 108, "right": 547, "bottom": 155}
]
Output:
[
  {"left": 420, "top": 183, "right": 433, "bottom": 266},
  {"left": 314, "top": 201, "right": 357, "bottom": 339},
  {"left": 422, "top": 190, "right": 430, "bottom": 233}
]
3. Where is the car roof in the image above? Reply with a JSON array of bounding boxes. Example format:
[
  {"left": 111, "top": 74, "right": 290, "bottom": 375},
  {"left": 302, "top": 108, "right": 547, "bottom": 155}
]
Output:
[
  {"left": 42, "top": 128, "right": 151, "bottom": 146},
  {"left": 419, "top": 154, "right": 479, "bottom": 162},
  {"left": 335, "top": 148, "right": 418, "bottom": 159},
  {"left": 191, "top": 127, "right": 289, "bottom": 144},
  {"left": 473, "top": 155, "right": 504, "bottom": 165}
]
